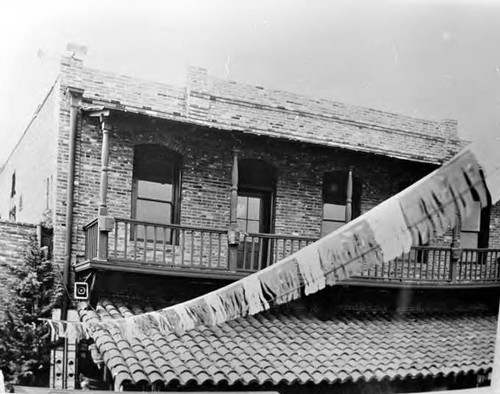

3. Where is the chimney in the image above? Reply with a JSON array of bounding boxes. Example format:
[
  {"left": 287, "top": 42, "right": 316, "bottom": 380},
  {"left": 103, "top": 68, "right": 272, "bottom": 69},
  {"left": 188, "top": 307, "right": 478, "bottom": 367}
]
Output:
[{"left": 60, "top": 43, "right": 87, "bottom": 70}]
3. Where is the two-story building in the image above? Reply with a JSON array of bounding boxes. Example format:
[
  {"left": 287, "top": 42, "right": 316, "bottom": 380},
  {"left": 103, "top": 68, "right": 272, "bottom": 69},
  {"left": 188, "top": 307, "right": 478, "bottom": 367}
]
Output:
[{"left": 1, "top": 54, "right": 499, "bottom": 393}]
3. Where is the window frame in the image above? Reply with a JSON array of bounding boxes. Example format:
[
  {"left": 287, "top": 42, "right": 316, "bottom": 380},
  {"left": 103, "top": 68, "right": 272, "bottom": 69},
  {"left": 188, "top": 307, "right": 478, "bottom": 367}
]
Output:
[
  {"left": 321, "top": 171, "right": 360, "bottom": 237},
  {"left": 131, "top": 145, "right": 182, "bottom": 244},
  {"left": 460, "top": 200, "right": 490, "bottom": 250}
]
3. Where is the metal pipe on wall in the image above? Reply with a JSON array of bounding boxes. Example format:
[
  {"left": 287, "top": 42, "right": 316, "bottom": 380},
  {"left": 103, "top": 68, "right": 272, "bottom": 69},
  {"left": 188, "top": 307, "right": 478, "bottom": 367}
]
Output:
[
  {"left": 62, "top": 86, "right": 84, "bottom": 320},
  {"left": 61, "top": 87, "right": 83, "bottom": 390}
]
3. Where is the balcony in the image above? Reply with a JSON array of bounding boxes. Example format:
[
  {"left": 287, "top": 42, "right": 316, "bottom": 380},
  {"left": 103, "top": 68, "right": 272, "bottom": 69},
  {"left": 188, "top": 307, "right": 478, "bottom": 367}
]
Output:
[
  {"left": 79, "top": 217, "right": 316, "bottom": 280},
  {"left": 78, "top": 217, "right": 500, "bottom": 287}
]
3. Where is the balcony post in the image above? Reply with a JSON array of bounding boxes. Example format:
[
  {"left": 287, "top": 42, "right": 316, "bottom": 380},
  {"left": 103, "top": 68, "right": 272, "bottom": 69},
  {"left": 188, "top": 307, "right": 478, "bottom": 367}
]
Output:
[
  {"left": 99, "top": 113, "right": 111, "bottom": 216},
  {"left": 345, "top": 166, "right": 354, "bottom": 222},
  {"left": 449, "top": 213, "right": 461, "bottom": 282},
  {"left": 91, "top": 111, "right": 113, "bottom": 261},
  {"left": 228, "top": 148, "right": 240, "bottom": 271}
]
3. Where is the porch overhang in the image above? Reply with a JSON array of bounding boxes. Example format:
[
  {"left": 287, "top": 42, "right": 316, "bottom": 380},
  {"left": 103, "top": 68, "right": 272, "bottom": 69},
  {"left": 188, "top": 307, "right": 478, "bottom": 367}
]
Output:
[{"left": 81, "top": 102, "right": 453, "bottom": 166}]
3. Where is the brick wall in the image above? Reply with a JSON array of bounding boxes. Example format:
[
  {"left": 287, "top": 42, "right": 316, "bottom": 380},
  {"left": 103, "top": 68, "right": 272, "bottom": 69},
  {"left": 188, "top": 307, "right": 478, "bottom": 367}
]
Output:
[
  {"left": 67, "top": 113, "right": 436, "bottom": 268},
  {"left": 0, "top": 220, "right": 38, "bottom": 315},
  {"left": 59, "top": 57, "right": 463, "bottom": 166},
  {"left": 52, "top": 79, "right": 74, "bottom": 273},
  {"left": 489, "top": 202, "right": 500, "bottom": 249},
  {"left": 0, "top": 84, "right": 59, "bottom": 225},
  {"left": 50, "top": 58, "right": 493, "bottom": 277}
]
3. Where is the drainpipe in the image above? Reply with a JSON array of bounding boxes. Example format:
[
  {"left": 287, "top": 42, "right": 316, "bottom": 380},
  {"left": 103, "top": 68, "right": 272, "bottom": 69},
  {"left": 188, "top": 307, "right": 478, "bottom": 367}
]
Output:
[
  {"left": 62, "top": 86, "right": 84, "bottom": 320},
  {"left": 61, "top": 86, "right": 83, "bottom": 390}
]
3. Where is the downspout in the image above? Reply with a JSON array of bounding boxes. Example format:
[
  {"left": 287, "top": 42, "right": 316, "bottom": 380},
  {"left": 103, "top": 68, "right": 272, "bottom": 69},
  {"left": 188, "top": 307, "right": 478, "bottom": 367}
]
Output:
[
  {"left": 62, "top": 86, "right": 84, "bottom": 320},
  {"left": 61, "top": 87, "right": 83, "bottom": 390}
]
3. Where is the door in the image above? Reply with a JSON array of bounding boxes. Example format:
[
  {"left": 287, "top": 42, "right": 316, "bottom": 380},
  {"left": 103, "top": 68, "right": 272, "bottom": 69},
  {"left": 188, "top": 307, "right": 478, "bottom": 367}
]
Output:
[{"left": 237, "top": 191, "right": 272, "bottom": 270}]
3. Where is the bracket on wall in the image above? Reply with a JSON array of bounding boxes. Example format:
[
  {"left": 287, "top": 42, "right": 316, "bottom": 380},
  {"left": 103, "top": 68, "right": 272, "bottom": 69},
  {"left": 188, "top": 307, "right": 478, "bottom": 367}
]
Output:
[{"left": 87, "top": 109, "right": 111, "bottom": 120}]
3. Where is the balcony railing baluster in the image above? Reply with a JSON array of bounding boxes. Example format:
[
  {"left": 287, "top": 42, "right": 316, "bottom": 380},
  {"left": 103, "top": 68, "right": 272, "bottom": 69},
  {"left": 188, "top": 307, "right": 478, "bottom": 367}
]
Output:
[
  {"left": 82, "top": 217, "right": 500, "bottom": 285},
  {"left": 180, "top": 229, "right": 185, "bottom": 266},
  {"left": 163, "top": 227, "right": 167, "bottom": 265}
]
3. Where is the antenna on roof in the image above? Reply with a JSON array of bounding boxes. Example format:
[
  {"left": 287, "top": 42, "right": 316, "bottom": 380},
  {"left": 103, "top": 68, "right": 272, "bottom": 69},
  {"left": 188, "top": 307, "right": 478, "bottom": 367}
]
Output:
[{"left": 65, "top": 42, "right": 88, "bottom": 61}]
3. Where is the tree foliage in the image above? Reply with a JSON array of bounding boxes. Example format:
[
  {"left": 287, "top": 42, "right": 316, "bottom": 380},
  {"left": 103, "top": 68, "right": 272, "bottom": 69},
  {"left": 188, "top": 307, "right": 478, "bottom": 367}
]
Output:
[{"left": 0, "top": 238, "right": 63, "bottom": 387}]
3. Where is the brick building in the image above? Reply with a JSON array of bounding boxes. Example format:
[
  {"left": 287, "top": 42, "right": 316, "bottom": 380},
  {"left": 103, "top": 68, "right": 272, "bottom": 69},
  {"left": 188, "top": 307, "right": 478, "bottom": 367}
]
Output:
[{"left": 1, "top": 54, "right": 499, "bottom": 392}]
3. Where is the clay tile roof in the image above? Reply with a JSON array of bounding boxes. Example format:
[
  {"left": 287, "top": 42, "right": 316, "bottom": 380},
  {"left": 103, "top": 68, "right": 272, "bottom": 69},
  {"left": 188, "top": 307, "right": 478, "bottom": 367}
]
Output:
[{"left": 79, "top": 299, "right": 495, "bottom": 388}]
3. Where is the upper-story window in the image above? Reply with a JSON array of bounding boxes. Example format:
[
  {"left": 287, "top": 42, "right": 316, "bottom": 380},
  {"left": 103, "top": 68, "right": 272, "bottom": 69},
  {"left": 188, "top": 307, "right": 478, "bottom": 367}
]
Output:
[
  {"left": 237, "top": 159, "right": 276, "bottom": 269},
  {"left": 132, "top": 145, "right": 182, "bottom": 240},
  {"left": 460, "top": 194, "right": 490, "bottom": 249},
  {"left": 322, "top": 171, "right": 358, "bottom": 237},
  {"left": 237, "top": 159, "right": 275, "bottom": 235}
]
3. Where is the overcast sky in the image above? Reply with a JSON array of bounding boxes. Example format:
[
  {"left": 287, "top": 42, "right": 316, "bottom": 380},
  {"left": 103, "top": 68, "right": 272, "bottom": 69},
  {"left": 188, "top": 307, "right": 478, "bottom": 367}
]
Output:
[{"left": 1, "top": 0, "right": 499, "bottom": 166}]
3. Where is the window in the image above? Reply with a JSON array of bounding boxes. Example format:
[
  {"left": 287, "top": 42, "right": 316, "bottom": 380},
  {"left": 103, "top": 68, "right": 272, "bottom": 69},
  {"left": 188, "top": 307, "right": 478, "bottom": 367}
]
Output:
[
  {"left": 460, "top": 196, "right": 490, "bottom": 249},
  {"left": 132, "top": 145, "right": 182, "bottom": 241},
  {"left": 237, "top": 159, "right": 275, "bottom": 234},
  {"left": 237, "top": 159, "right": 275, "bottom": 269},
  {"left": 322, "top": 171, "right": 358, "bottom": 237},
  {"left": 237, "top": 195, "right": 262, "bottom": 234}
]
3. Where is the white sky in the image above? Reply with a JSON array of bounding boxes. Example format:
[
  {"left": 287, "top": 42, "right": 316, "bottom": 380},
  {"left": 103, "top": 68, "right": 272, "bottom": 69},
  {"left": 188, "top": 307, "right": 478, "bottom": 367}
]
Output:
[{"left": 1, "top": 0, "right": 500, "bottom": 165}]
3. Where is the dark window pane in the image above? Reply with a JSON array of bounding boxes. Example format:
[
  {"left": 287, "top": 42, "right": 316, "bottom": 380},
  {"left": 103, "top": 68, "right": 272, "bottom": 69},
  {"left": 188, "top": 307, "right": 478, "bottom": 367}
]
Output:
[
  {"left": 323, "top": 172, "right": 346, "bottom": 204},
  {"left": 237, "top": 196, "right": 248, "bottom": 219},
  {"left": 134, "top": 146, "right": 176, "bottom": 184},
  {"left": 321, "top": 220, "right": 344, "bottom": 237},
  {"left": 247, "top": 197, "right": 261, "bottom": 220},
  {"left": 323, "top": 203, "right": 345, "bottom": 221},
  {"left": 239, "top": 159, "right": 275, "bottom": 190},
  {"left": 137, "top": 180, "right": 172, "bottom": 201}
]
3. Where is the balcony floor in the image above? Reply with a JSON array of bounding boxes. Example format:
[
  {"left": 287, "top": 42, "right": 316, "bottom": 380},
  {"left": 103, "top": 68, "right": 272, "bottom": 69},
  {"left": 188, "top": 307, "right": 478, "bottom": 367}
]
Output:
[
  {"left": 75, "top": 258, "right": 249, "bottom": 281},
  {"left": 75, "top": 257, "right": 500, "bottom": 289}
]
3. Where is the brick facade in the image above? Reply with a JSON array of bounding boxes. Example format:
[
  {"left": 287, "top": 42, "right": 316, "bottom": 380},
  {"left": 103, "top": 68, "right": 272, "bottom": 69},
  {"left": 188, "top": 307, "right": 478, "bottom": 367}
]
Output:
[
  {"left": 489, "top": 202, "right": 500, "bottom": 249},
  {"left": 0, "top": 220, "right": 38, "bottom": 315},
  {"left": 1, "top": 56, "right": 497, "bottom": 279},
  {"left": 65, "top": 114, "right": 436, "bottom": 269}
]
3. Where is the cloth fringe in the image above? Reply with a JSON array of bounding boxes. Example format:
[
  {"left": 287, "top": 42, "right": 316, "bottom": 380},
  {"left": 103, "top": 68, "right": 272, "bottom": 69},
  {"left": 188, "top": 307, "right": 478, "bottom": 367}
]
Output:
[
  {"left": 470, "top": 140, "right": 500, "bottom": 203},
  {"left": 365, "top": 197, "right": 413, "bottom": 263},
  {"left": 295, "top": 246, "right": 325, "bottom": 295},
  {"left": 317, "top": 219, "right": 382, "bottom": 285},
  {"left": 242, "top": 275, "right": 269, "bottom": 315},
  {"left": 399, "top": 151, "right": 489, "bottom": 246},
  {"left": 258, "top": 257, "right": 301, "bottom": 305}
]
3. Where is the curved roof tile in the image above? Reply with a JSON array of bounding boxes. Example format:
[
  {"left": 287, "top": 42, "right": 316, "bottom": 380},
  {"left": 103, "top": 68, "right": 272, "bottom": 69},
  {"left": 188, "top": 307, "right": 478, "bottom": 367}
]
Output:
[{"left": 78, "top": 299, "right": 495, "bottom": 388}]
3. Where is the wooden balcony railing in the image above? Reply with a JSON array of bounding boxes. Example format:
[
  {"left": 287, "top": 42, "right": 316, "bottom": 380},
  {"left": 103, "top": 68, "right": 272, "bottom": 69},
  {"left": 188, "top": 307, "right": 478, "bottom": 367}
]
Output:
[
  {"left": 81, "top": 216, "right": 500, "bottom": 285},
  {"left": 238, "top": 232, "right": 316, "bottom": 272},
  {"left": 83, "top": 218, "right": 99, "bottom": 261},
  {"left": 353, "top": 246, "right": 500, "bottom": 285},
  {"left": 109, "top": 218, "right": 230, "bottom": 270}
]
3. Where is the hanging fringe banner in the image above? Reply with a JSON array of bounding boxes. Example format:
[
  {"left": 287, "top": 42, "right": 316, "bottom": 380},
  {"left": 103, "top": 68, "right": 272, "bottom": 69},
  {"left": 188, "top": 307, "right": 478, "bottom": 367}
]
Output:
[{"left": 41, "top": 136, "right": 500, "bottom": 341}]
